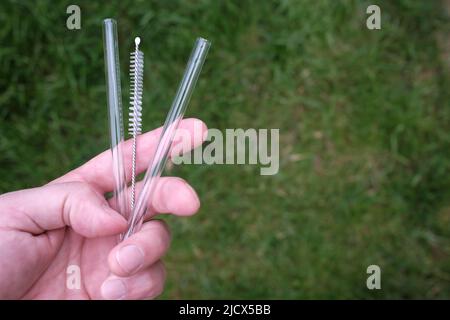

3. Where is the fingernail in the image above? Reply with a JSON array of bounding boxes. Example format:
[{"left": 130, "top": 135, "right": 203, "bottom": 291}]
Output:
[
  {"left": 101, "top": 279, "right": 127, "bottom": 300},
  {"left": 116, "top": 245, "right": 144, "bottom": 274}
]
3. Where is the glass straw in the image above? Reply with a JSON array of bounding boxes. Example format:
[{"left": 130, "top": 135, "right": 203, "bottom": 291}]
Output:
[
  {"left": 123, "top": 37, "right": 211, "bottom": 239},
  {"left": 103, "top": 18, "right": 129, "bottom": 221}
]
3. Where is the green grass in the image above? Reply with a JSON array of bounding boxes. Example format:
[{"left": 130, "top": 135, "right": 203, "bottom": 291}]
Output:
[{"left": 1, "top": 0, "right": 450, "bottom": 298}]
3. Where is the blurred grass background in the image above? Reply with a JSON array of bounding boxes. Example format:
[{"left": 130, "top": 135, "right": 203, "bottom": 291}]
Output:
[{"left": 0, "top": 0, "right": 450, "bottom": 298}]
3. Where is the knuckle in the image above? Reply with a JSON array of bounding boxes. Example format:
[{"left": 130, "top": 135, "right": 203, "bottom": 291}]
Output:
[
  {"left": 63, "top": 182, "right": 99, "bottom": 233},
  {"left": 151, "top": 220, "right": 171, "bottom": 250},
  {"left": 156, "top": 219, "right": 171, "bottom": 237}
]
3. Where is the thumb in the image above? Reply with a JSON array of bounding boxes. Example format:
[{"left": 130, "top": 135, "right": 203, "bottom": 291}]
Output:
[{"left": 0, "top": 182, "right": 127, "bottom": 238}]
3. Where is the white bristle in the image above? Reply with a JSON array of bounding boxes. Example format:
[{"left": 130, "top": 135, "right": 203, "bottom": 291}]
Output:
[
  {"left": 129, "top": 39, "right": 144, "bottom": 212},
  {"left": 128, "top": 50, "right": 144, "bottom": 136}
]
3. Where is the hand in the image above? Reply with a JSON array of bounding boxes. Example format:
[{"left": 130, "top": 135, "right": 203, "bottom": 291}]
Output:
[{"left": 0, "top": 118, "right": 207, "bottom": 299}]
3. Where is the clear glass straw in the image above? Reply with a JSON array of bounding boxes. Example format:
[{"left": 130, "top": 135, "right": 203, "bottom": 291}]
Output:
[
  {"left": 123, "top": 37, "right": 211, "bottom": 239},
  {"left": 103, "top": 18, "right": 129, "bottom": 221}
]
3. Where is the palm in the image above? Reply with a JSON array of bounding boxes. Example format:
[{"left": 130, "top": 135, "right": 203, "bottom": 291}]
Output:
[{"left": 18, "top": 228, "right": 115, "bottom": 299}]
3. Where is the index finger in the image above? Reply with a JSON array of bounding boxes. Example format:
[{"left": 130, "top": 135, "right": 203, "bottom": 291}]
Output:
[{"left": 51, "top": 118, "right": 207, "bottom": 193}]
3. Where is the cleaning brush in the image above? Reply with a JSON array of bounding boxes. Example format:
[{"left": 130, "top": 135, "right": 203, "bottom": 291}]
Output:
[
  {"left": 124, "top": 38, "right": 210, "bottom": 239},
  {"left": 129, "top": 37, "right": 144, "bottom": 212}
]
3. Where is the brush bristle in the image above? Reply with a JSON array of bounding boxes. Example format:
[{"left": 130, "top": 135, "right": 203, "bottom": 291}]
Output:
[{"left": 129, "top": 50, "right": 144, "bottom": 136}]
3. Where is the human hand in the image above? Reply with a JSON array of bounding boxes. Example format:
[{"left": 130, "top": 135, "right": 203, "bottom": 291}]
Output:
[{"left": 0, "top": 118, "right": 207, "bottom": 299}]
